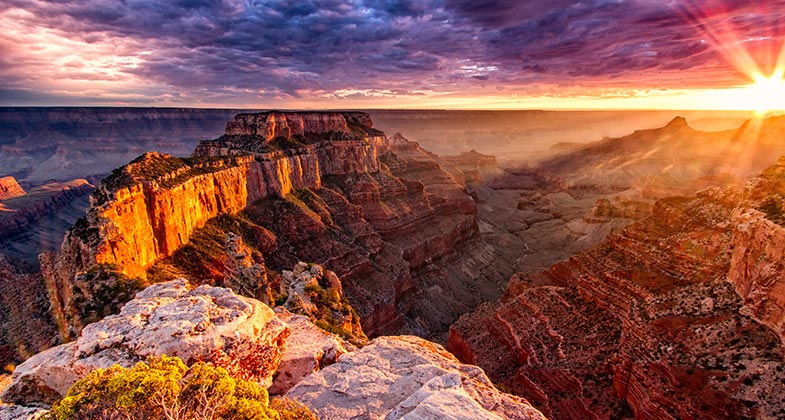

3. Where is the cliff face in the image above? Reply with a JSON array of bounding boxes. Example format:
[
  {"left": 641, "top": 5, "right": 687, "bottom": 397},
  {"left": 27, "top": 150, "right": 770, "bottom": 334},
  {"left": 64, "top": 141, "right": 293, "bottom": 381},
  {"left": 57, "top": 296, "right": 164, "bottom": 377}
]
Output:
[
  {"left": 0, "top": 176, "right": 25, "bottom": 200},
  {"left": 726, "top": 157, "right": 785, "bottom": 341},
  {"left": 224, "top": 111, "right": 374, "bottom": 139},
  {"left": 449, "top": 158, "right": 785, "bottom": 420},
  {"left": 53, "top": 153, "right": 320, "bottom": 281},
  {"left": 42, "top": 112, "right": 496, "bottom": 343}
]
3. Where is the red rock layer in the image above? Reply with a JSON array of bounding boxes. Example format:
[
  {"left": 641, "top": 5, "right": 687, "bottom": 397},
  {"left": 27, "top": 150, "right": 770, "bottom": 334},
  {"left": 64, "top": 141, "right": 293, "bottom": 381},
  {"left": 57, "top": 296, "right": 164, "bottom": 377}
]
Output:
[
  {"left": 224, "top": 111, "right": 374, "bottom": 139},
  {"left": 0, "top": 255, "right": 58, "bottom": 367},
  {"left": 449, "top": 159, "right": 785, "bottom": 420},
  {"left": 0, "top": 176, "right": 25, "bottom": 200}
]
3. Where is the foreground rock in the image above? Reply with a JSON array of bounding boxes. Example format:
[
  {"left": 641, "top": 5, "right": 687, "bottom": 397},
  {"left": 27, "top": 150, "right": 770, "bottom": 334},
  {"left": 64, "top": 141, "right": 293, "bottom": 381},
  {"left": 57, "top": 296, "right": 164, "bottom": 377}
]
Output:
[
  {"left": 286, "top": 335, "right": 546, "bottom": 420},
  {"left": 270, "top": 308, "right": 355, "bottom": 395},
  {"left": 2, "top": 279, "right": 290, "bottom": 406}
]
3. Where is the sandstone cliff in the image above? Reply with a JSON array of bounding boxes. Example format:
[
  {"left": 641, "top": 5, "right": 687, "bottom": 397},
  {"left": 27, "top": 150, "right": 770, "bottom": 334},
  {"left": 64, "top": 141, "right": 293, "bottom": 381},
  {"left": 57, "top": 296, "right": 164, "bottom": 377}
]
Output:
[
  {"left": 449, "top": 158, "right": 785, "bottom": 420},
  {"left": 41, "top": 112, "right": 500, "bottom": 344},
  {"left": 0, "top": 177, "right": 24, "bottom": 200}
]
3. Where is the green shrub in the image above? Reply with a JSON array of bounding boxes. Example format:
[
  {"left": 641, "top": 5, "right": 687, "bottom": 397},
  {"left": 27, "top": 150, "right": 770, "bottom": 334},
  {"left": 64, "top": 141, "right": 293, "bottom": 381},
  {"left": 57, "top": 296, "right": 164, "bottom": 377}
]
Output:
[{"left": 48, "top": 355, "right": 315, "bottom": 420}]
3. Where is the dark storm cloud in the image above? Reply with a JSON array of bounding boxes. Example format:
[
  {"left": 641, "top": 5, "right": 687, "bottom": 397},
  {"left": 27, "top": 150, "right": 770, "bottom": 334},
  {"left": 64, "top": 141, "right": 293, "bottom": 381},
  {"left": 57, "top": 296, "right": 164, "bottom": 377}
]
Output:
[{"left": 3, "top": 0, "right": 785, "bottom": 103}]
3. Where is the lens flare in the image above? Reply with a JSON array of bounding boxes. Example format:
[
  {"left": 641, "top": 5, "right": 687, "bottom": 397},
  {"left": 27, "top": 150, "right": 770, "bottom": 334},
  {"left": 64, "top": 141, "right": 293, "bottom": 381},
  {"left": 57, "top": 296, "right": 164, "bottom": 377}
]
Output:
[{"left": 680, "top": 1, "right": 785, "bottom": 114}]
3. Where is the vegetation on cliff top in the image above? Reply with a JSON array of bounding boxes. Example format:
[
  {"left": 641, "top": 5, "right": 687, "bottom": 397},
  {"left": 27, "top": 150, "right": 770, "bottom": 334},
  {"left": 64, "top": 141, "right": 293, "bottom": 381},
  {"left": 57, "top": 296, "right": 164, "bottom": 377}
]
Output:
[
  {"left": 97, "top": 153, "right": 235, "bottom": 196},
  {"left": 48, "top": 355, "right": 315, "bottom": 420}
]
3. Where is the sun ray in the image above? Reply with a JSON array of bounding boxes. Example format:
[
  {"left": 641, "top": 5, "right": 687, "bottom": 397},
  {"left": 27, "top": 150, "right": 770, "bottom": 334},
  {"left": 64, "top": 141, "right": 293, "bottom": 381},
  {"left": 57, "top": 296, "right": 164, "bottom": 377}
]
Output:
[{"left": 678, "top": 0, "right": 785, "bottom": 114}]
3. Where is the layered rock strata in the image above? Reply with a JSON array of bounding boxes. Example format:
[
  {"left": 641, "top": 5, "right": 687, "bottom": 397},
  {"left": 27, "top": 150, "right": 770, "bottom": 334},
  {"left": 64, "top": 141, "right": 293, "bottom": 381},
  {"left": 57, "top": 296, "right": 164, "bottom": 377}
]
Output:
[
  {"left": 449, "top": 158, "right": 785, "bottom": 419},
  {"left": 43, "top": 112, "right": 503, "bottom": 343},
  {"left": 0, "top": 256, "right": 58, "bottom": 366},
  {"left": 0, "top": 180, "right": 94, "bottom": 264}
]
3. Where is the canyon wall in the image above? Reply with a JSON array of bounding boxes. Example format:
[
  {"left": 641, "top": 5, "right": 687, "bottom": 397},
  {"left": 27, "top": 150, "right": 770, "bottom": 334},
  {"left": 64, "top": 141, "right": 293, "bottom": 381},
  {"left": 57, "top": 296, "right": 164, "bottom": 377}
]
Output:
[
  {"left": 224, "top": 111, "right": 374, "bottom": 138},
  {"left": 41, "top": 112, "right": 400, "bottom": 338},
  {"left": 449, "top": 158, "right": 785, "bottom": 420}
]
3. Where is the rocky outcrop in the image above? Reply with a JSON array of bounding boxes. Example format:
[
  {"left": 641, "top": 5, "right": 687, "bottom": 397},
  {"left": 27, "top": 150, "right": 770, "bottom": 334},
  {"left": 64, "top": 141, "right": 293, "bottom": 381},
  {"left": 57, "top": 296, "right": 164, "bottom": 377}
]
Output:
[
  {"left": 270, "top": 308, "right": 355, "bottom": 395},
  {"left": 443, "top": 150, "right": 499, "bottom": 184},
  {"left": 40, "top": 111, "right": 506, "bottom": 344},
  {"left": 0, "top": 405, "right": 48, "bottom": 420},
  {"left": 727, "top": 157, "right": 785, "bottom": 341},
  {"left": 224, "top": 232, "right": 272, "bottom": 304},
  {"left": 196, "top": 111, "right": 390, "bottom": 175},
  {"left": 281, "top": 262, "right": 367, "bottom": 346},
  {"left": 0, "top": 177, "right": 25, "bottom": 200},
  {"left": 286, "top": 335, "right": 547, "bottom": 420},
  {"left": 450, "top": 158, "right": 785, "bottom": 420},
  {"left": 2, "top": 279, "right": 290, "bottom": 406}
]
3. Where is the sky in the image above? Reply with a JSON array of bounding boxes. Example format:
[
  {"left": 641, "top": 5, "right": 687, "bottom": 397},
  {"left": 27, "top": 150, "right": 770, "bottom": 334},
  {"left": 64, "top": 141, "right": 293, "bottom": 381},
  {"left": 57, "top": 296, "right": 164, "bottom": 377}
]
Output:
[{"left": 2, "top": 0, "right": 785, "bottom": 110}]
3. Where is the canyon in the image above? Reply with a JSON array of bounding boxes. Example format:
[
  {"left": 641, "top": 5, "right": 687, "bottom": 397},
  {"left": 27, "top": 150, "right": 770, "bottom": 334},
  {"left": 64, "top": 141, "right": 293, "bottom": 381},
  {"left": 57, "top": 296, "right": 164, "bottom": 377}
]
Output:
[
  {"left": 449, "top": 158, "right": 785, "bottom": 419},
  {"left": 2, "top": 109, "right": 785, "bottom": 419}
]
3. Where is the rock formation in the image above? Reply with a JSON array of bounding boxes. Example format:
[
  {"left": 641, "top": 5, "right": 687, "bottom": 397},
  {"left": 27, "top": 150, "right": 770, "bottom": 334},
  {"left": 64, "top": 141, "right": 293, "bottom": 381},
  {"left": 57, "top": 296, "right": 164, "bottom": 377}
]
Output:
[
  {"left": 0, "top": 256, "right": 58, "bottom": 367},
  {"left": 223, "top": 232, "right": 272, "bottom": 304},
  {"left": 41, "top": 111, "right": 511, "bottom": 344},
  {"left": 0, "top": 404, "right": 47, "bottom": 420},
  {"left": 0, "top": 177, "right": 25, "bottom": 200},
  {"left": 286, "top": 335, "right": 547, "bottom": 420},
  {"left": 2, "top": 279, "right": 290, "bottom": 406},
  {"left": 281, "top": 262, "right": 367, "bottom": 346},
  {"left": 449, "top": 158, "right": 785, "bottom": 420},
  {"left": 269, "top": 308, "right": 355, "bottom": 395}
]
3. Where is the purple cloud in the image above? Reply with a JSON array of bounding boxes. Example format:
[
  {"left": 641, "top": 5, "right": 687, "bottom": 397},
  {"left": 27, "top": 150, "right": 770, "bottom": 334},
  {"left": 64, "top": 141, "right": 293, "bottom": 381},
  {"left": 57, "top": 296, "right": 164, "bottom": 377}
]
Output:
[{"left": 1, "top": 0, "right": 785, "bottom": 105}]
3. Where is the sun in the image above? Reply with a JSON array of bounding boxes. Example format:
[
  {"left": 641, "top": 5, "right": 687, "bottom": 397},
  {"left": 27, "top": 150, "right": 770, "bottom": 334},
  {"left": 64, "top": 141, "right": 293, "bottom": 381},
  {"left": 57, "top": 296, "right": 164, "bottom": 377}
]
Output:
[{"left": 747, "top": 71, "right": 785, "bottom": 115}]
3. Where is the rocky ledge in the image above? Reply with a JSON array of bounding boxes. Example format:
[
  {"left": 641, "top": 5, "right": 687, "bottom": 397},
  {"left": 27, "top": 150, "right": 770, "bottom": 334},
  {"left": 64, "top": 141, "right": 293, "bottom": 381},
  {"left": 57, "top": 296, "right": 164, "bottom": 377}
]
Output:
[
  {"left": 2, "top": 279, "right": 546, "bottom": 420},
  {"left": 2, "top": 279, "right": 290, "bottom": 406},
  {"left": 286, "top": 335, "right": 547, "bottom": 420}
]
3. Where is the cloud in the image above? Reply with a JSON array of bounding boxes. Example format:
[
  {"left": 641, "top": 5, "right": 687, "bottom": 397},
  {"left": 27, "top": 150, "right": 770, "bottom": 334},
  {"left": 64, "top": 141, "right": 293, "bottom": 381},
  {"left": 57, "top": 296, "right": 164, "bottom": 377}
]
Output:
[{"left": 1, "top": 0, "right": 785, "bottom": 106}]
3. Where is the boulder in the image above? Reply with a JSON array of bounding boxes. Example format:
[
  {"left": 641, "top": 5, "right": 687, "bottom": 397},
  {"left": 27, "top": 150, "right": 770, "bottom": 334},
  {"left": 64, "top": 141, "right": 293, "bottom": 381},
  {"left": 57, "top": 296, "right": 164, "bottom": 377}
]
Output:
[
  {"left": 2, "top": 279, "right": 290, "bottom": 406},
  {"left": 286, "top": 335, "right": 546, "bottom": 420}
]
